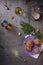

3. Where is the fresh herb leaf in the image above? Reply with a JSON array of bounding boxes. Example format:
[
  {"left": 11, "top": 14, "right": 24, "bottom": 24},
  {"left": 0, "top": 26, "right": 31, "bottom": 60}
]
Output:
[{"left": 20, "top": 22, "right": 42, "bottom": 39}]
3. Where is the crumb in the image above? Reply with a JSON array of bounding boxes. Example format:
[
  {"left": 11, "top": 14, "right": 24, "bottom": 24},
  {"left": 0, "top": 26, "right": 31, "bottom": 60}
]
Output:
[
  {"left": 17, "top": 32, "right": 21, "bottom": 36},
  {"left": 10, "top": 16, "right": 14, "bottom": 19}
]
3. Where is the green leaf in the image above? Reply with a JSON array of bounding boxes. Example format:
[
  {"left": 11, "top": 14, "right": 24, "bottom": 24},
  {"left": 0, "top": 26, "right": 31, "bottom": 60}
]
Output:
[
  {"left": 20, "top": 21, "right": 42, "bottom": 39},
  {"left": 35, "top": 32, "right": 42, "bottom": 40}
]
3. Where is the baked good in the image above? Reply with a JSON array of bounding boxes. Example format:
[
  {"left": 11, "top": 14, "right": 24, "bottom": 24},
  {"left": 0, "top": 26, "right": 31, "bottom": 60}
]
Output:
[
  {"left": 34, "top": 38, "right": 41, "bottom": 46},
  {"left": 26, "top": 40, "right": 33, "bottom": 47},
  {"left": 33, "top": 48, "right": 40, "bottom": 54},
  {"left": 25, "top": 40, "right": 33, "bottom": 51},
  {"left": 25, "top": 46, "right": 32, "bottom": 51}
]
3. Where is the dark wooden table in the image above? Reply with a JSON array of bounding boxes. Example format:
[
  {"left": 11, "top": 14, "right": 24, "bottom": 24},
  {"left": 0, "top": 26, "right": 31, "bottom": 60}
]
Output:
[{"left": 0, "top": 0, "right": 43, "bottom": 65}]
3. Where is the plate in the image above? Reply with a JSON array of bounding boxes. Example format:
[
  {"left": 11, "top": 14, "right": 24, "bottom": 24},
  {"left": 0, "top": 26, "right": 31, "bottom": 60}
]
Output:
[{"left": 22, "top": 35, "right": 41, "bottom": 55}]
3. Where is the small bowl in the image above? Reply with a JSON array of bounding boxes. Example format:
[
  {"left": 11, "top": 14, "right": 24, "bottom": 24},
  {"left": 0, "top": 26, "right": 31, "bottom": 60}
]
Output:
[
  {"left": 32, "top": 12, "right": 40, "bottom": 21},
  {"left": 15, "top": 7, "right": 22, "bottom": 14},
  {"left": 1, "top": 20, "right": 8, "bottom": 27}
]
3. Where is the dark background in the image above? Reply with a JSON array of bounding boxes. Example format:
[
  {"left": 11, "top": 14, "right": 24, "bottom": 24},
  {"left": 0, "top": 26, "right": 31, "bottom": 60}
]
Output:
[{"left": 0, "top": 0, "right": 43, "bottom": 65}]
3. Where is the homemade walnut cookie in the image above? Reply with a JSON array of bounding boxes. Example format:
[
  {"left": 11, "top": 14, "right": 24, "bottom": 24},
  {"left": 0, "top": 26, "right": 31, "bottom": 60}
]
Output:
[
  {"left": 25, "top": 45, "right": 32, "bottom": 51},
  {"left": 25, "top": 40, "right": 33, "bottom": 47},
  {"left": 33, "top": 48, "right": 40, "bottom": 54},
  {"left": 34, "top": 38, "right": 41, "bottom": 46}
]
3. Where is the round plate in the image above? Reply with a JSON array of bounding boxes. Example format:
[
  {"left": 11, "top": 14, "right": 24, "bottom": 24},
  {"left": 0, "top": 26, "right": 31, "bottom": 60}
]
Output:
[{"left": 22, "top": 35, "right": 41, "bottom": 55}]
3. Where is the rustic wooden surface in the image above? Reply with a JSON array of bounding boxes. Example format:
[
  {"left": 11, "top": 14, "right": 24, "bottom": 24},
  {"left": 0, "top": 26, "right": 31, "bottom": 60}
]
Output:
[{"left": 0, "top": 0, "right": 43, "bottom": 65}]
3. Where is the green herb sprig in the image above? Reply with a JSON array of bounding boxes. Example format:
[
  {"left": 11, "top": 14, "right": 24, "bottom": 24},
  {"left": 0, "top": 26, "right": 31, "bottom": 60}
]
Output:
[{"left": 20, "top": 22, "right": 42, "bottom": 39}]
